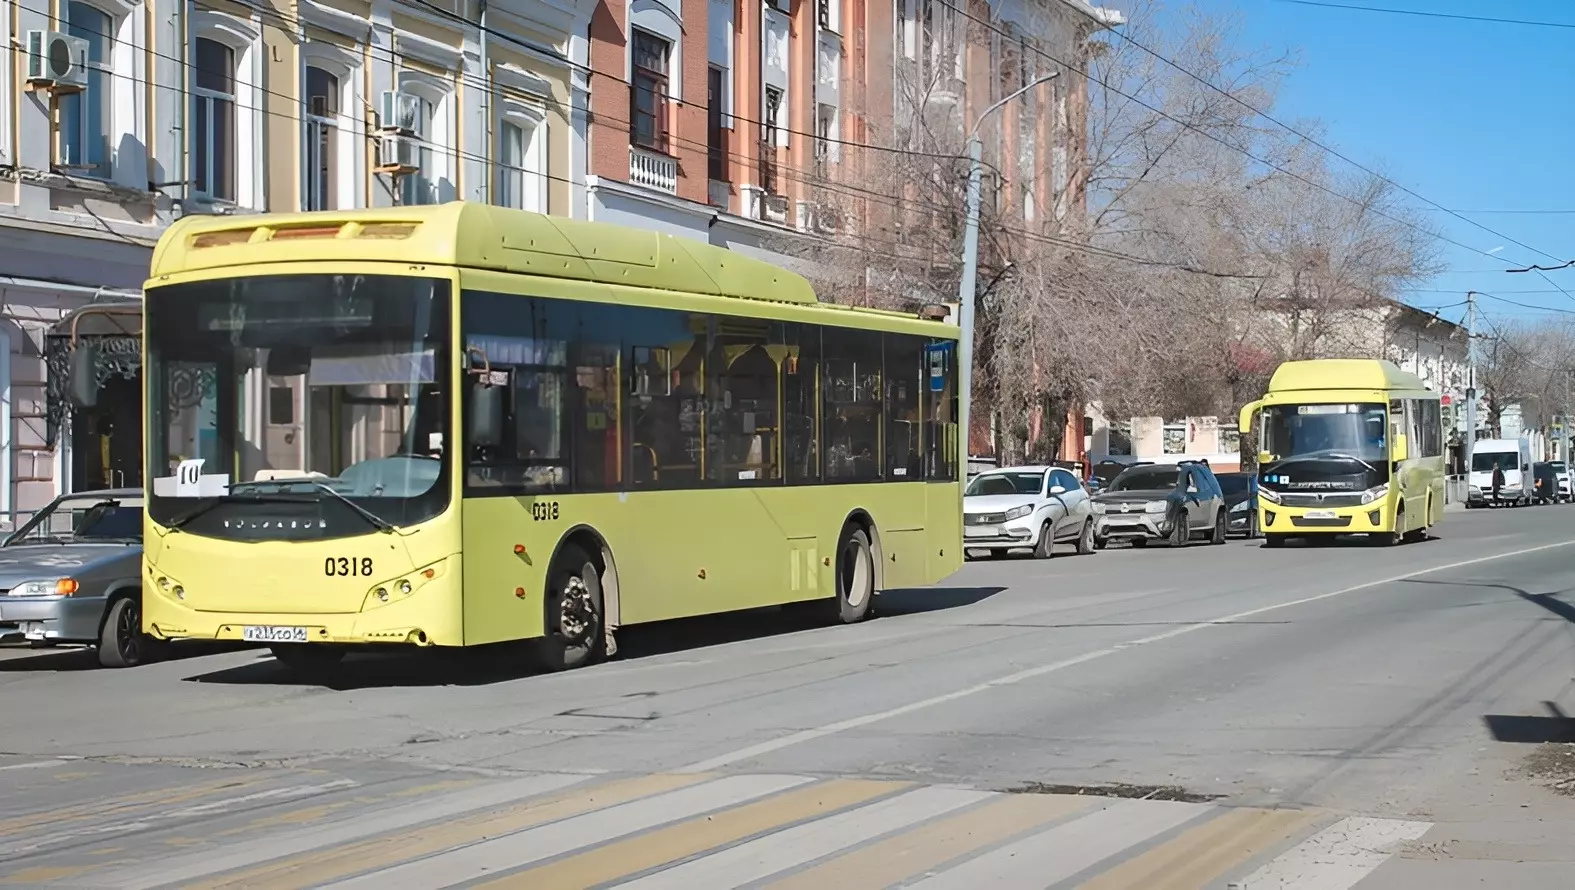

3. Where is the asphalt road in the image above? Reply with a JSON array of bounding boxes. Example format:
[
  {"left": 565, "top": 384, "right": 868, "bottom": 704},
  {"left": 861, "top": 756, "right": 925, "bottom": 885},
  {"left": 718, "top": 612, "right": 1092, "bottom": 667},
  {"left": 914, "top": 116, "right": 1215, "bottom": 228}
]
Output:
[{"left": 2, "top": 506, "right": 1575, "bottom": 888}]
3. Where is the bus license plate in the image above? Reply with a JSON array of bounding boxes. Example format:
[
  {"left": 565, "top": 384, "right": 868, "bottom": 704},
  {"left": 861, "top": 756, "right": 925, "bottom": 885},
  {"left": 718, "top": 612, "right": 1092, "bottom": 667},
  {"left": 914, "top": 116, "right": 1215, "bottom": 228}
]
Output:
[
  {"left": 1304, "top": 510, "right": 1337, "bottom": 520},
  {"left": 243, "top": 626, "right": 309, "bottom": 643}
]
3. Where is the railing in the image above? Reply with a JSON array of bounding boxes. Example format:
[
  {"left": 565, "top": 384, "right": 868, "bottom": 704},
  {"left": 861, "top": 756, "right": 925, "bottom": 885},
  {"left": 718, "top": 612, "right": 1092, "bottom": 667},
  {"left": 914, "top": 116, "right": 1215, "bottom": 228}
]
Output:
[{"left": 628, "top": 146, "right": 678, "bottom": 194}]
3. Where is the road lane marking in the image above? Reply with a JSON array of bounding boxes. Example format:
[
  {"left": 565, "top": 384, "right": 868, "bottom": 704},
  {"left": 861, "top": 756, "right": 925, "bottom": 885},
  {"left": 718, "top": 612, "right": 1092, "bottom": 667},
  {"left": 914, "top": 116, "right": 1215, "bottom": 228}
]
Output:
[
  {"left": 476, "top": 778, "right": 916, "bottom": 889},
  {"left": 679, "top": 537, "right": 1575, "bottom": 772},
  {"left": 98, "top": 772, "right": 601, "bottom": 890},
  {"left": 319, "top": 774, "right": 816, "bottom": 890},
  {"left": 1236, "top": 815, "right": 1434, "bottom": 889},
  {"left": 0, "top": 775, "right": 270, "bottom": 838},
  {"left": 606, "top": 785, "right": 993, "bottom": 890},
  {"left": 759, "top": 791, "right": 1094, "bottom": 890},
  {"left": 1076, "top": 806, "right": 1324, "bottom": 890},
  {"left": 902, "top": 797, "right": 1210, "bottom": 888}
]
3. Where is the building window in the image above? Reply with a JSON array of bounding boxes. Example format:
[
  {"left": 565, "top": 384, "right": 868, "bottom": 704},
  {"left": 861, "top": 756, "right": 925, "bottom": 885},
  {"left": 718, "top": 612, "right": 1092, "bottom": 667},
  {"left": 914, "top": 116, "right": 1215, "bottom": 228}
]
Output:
[
  {"left": 496, "top": 112, "right": 544, "bottom": 213},
  {"left": 814, "top": 103, "right": 837, "bottom": 172},
  {"left": 630, "top": 29, "right": 670, "bottom": 150},
  {"left": 819, "top": 0, "right": 832, "bottom": 30},
  {"left": 59, "top": 2, "right": 113, "bottom": 173},
  {"left": 398, "top": 95, "right": 436, "bottom": 206},
  {"left": 304, "top": 66, "right": 338, "bottom": 211},
  {"left": 193, "top": 37, "right": 236, "bottom": 201},
  {"left": 707, "top": 67, "right": 727, "bottom": 181}
]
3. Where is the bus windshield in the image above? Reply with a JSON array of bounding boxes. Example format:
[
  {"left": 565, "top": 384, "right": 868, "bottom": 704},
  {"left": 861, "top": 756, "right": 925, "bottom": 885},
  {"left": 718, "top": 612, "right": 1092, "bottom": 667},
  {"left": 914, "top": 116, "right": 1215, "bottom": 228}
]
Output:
[
  {"left": 1261, "top": 402, "right": 1387, "bottom": 465},
  {"left": 143, "top": 274, "right": 452, "bottom": 539}
]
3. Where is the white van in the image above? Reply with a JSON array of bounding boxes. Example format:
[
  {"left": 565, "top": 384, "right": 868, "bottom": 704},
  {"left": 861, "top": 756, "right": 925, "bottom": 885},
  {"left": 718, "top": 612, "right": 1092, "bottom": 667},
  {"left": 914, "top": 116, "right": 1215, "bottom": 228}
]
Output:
[{"left": 1468, "top": 437, "right": 1534, "bottom": 507}]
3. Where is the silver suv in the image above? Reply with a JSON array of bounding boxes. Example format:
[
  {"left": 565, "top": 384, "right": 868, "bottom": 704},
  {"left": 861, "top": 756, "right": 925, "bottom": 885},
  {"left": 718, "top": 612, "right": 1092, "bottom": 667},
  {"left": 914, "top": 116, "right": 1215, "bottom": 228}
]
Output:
[{"left": 1091, "top": 461, "right": 1229, "bottom": 548}]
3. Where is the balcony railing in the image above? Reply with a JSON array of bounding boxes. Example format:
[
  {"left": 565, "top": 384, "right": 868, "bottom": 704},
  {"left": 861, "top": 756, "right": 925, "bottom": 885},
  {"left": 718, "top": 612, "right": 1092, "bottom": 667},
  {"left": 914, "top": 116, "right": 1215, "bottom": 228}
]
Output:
[{"left": 629, "top": 146, "right": 678, "bottom": 194}]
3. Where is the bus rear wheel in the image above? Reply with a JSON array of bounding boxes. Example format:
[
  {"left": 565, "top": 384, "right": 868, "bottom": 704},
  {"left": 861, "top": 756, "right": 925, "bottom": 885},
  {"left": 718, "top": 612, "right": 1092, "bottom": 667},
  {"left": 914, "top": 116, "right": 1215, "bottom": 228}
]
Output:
[
  {"left": 825, "top": 525, "right": 876, "bottom": 625},
  {"left": 531, "top": 543, "right": 606, "bottom": 673}
]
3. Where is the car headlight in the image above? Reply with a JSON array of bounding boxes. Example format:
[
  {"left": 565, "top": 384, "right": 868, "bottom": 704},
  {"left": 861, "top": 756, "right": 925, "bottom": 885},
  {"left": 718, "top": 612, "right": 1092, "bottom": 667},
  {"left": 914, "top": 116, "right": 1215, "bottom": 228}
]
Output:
[
  {"left": 1258, "top": 487, "right": 1281, "bottom": 504},
  {"left": 1230, "top": 500, "right": 1249, "bottom": 513},
  {"left": 1145, "top": 501, "right": 1168, "bottom": 514},
  {"left": 1004, "top": 504, "right": 1034, "bottom": 521},
  {"left": 7, "top": 578, "right": 78, "bottom": 597},
  {"left": 1091, "top": 502, "right": 1107, "bottom": 514},
  {"left": 1359, "top": 483, "right": 1389, "bottom": 505}
]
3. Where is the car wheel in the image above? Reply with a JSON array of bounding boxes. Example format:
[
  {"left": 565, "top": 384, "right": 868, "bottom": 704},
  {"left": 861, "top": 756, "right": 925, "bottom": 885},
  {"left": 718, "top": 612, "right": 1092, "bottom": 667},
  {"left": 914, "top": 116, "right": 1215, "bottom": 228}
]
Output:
[
  {"left": 98, "top": 595, "right": 159, "bottom": 668},
  {"left": 1211, "top": 509, "right": 1227, "bottom": 544},
  {"left": 1033, "top": 521, "right": 1056, "bottom": 559},
  {"left": 1077, "top": 519, "right": 1096, "bottom": 555},
  {"left": 1169, "top": 513, "right": 1188, "bottom": 547}
]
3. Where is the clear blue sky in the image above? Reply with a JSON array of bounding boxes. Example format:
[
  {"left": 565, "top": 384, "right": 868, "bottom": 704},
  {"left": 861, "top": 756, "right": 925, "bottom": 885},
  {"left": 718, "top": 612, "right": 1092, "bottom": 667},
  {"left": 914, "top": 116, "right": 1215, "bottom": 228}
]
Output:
[{"left": 1170, "top": 0, "right": 1575, "bottom": 328}]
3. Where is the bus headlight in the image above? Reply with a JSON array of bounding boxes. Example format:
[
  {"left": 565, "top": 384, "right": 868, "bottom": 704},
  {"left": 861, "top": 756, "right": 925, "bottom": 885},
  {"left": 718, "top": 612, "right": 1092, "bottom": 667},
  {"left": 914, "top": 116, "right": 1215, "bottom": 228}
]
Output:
[
  {"left": 1359, "top": 483, "right": 1390, "bottom": 505},
  {"left": 1258, "top": 487, "right": 1281, "bottom": 504}
]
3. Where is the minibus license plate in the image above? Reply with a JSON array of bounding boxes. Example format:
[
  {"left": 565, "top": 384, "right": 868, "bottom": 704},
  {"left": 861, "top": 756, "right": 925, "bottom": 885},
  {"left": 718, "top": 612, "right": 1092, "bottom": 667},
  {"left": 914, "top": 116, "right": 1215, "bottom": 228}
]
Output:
[
  {"left": 243, "top": 626, "right": 309, "bottom": 643},
  {"left": 1304, "top": 510, "right": 1336, "bottom": 520}
]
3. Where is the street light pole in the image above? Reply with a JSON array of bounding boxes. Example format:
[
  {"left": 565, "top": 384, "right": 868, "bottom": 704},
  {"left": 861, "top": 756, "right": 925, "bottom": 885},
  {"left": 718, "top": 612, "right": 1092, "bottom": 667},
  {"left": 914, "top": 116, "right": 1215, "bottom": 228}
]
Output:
[
  {"left": 1465, "top": 290, "right": 1477, "bottom": 473},
  {"left": 957, "top": 70, "right": 1059, "bottom": 480}
]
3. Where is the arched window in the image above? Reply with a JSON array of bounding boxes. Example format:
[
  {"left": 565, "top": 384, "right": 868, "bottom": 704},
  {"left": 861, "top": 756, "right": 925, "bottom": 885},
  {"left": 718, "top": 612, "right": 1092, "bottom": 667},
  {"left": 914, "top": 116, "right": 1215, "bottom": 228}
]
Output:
[
  {"left": 496, "top": 104, "right": 545, "bottom": 213},
  {"left": 394, "top": 72, "right": 454, "bottom": 207},
  {"left": 190, "top": 10, "right": 263, "bottom": 208},
  {"left": 193, "top": 37, "right": 236, "bottom": 201},
  {"left": 59, "top": 2, "right": 113, "bottom": 173}
]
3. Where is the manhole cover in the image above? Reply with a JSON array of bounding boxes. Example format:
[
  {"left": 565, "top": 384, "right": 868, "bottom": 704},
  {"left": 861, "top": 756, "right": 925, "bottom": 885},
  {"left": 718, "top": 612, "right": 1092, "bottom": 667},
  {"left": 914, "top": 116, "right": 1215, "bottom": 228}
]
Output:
[{"left": 999, "top": 781, "right": 1223, "bottom": 803}]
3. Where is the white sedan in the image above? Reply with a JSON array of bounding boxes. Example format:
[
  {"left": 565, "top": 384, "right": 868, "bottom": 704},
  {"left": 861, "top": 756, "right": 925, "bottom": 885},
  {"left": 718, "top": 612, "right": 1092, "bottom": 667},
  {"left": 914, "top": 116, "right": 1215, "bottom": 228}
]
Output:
[{"left": 962, "top": 465, "right": 1096, "bottom": 559}]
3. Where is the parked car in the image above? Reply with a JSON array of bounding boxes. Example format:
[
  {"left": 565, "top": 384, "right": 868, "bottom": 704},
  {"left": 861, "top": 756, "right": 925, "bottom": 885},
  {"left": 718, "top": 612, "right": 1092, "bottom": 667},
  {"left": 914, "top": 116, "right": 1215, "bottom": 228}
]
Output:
[
  {"left": 963, "top": 465, "right": 1096, "bottom": 559},
  {"left": 1091, "top": 460, "right": 1228, "bottom": 548},
  {"left": 1216, "top": 471, "right": 1259, "bottom": 537},
  {"left": 1088, "top": 459, "right": 1150, "bottom": 492},
  {"left": 0, "top": 489, "right": 157, "bottom": 667},
  {"left": 1550, "top": 460, "right": 1572, "bottom": 501},
  {"left": 1467, "top": 437, "right": 1533, "bottom": 507},
  {"left": 1533, "top": 462, "right": 1559, "bottom": 505}
]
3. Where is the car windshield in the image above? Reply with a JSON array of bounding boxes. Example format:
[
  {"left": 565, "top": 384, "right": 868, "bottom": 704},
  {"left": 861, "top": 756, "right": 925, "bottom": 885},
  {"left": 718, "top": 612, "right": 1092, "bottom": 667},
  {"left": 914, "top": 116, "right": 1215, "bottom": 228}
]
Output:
[
  {"left": 1472, "top": 451, "right": 1519, "bottom": 472},
  {"left": 1551, "top": 462, "right": 1566, "bottom": 472},
  {"left": 7, "top": 498, "right": 142, "bottom": 545},
  {"left": 1261, "top": 402, "right": 1387, "bottom": 463},
  {"left": 966, "top": 471, "right": 1045, "bottom": 497},
  {"left": 1109, "top": 467, "right": 1182, "bottom": 492},
  {"left": 1216, "top": 474, "right": 1252, "bottom": 496}
]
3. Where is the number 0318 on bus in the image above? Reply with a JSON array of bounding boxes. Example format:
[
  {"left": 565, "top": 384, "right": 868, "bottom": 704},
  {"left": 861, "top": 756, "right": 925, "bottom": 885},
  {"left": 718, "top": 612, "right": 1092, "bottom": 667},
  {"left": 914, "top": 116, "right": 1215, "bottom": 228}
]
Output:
[{"left": 136, "top": 202, "right": 964, "bottom": 675}]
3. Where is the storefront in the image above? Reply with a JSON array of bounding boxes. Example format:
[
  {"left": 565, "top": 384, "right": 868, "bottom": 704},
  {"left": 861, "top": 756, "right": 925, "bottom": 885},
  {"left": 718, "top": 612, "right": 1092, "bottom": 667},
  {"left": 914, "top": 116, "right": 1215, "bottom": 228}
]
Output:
[{"left": 45, "top": 302, "right": 145, "bottom": 498}]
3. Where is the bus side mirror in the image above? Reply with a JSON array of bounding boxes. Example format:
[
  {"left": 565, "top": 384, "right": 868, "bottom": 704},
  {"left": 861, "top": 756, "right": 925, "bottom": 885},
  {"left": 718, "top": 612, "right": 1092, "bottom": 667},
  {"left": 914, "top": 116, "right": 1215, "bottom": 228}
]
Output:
[
  {"left": 468, "top": 384, "right": 504, "bottom": 448},
  {"left": 70, "top": 343, "right": 99, "bottom": 408},
  {"left": 1392, "top": 434, "right": 1409, "bottom": 462},
  {"left": 1257, "top": 450, "right": 1274, "bottom": 465}
]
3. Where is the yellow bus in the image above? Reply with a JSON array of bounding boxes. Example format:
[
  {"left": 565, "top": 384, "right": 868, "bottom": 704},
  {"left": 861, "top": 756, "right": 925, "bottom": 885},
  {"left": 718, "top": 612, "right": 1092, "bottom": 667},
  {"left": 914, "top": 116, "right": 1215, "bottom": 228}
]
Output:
[
  {"left": 131, "top": 203, "right": 962, "bottom": 674},
  {"left": 1237, "top": 359, "right": 1445, "bottom": 547}
]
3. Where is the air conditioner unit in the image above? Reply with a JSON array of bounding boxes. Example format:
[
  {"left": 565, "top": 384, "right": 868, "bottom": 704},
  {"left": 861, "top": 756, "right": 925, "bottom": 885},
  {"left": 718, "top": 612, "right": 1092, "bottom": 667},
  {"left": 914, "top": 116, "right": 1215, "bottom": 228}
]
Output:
[
  {"left": 375, "top": 133, "right": 421, "bottom": 175},
  {"left": 25, "top": 31, "right": 89, "bottom": 93},
  {"left": 378, "top": 91, "right": 424, "bottom": 134}
]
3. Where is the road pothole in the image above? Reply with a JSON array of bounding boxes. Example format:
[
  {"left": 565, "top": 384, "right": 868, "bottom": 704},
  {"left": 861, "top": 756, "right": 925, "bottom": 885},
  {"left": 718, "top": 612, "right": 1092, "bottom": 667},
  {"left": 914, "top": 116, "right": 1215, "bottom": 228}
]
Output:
[{"left": 998, "top": 781, "right": 1223, "bottom": 803}]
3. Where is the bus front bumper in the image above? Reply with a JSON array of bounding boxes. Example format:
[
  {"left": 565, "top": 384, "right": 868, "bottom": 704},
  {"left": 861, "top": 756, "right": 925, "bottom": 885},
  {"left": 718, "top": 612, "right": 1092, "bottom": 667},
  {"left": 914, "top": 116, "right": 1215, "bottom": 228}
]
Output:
[
  {"left": 1257, "top": 502, "right": 1392, "bottom": 535},
  {"left": 142, "top": 593, "right": 464, "bottom": 648}
]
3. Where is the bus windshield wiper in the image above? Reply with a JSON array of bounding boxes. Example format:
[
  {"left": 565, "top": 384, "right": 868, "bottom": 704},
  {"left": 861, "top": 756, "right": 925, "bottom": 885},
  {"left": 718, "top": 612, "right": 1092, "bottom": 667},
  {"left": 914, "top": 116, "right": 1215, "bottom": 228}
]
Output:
[
  {"left": 231, "top": 479, "right": 398, "bottom": 533},
  {"left": 165, "top": 493, "right": 296, "bottom": 530},
  {"left": 1271, "top": 452, "right": 1381, "bottom": 474}
]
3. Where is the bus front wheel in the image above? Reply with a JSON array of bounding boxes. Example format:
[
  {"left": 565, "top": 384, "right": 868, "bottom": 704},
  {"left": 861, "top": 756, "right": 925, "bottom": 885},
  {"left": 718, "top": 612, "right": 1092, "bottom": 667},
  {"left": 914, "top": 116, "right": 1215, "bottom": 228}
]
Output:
[{"left": 532, "top": 544, "right": 606, "bottom": 673}]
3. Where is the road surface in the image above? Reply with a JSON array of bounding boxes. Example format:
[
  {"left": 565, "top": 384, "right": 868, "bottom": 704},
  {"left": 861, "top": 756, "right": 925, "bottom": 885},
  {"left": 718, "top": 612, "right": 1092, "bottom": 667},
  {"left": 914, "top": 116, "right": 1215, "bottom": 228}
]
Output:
[{"left": 1, "top": 506, "right": 1573, "bottom": 887}]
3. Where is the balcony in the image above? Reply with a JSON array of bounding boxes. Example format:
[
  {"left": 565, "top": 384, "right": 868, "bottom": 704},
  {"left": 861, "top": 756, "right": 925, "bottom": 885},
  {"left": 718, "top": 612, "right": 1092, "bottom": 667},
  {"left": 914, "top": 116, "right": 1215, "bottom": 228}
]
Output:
[{"left": 629, "top": 145, "right": 678, "bottom": 194}]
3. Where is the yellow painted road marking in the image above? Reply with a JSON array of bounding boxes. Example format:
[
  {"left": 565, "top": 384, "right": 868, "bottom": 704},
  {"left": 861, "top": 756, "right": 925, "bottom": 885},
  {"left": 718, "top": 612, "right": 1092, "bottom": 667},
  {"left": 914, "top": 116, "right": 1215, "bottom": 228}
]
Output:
[
  {"left": 762, "top": 792, "right": 1095, "bottom": 890},
  {"left": 0, "top": 866, "right": 94, "bottom": 885},
  {"left": 1076, "top": 806, "right": 1324, "bottom": 890},
  {"left": 0, "top": 775, "right": 269, "bottom": 836},
  {"left": 187, "top": 772, "right": 714, "bottom": 890},
  {"left": 476, "top": 778, "right": 909, "bottom": 890},
  {"left": 208, "top": 778, "right": 483, "bottom": 837}
]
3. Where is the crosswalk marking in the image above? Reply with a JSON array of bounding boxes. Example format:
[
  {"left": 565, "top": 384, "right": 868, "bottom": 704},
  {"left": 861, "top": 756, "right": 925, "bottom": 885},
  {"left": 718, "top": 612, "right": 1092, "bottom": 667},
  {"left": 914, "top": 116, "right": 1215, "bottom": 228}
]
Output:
[
  {"left": 903, "top": 796, "right": 1209, "bottom": 888},
  {"left": 759, "top": 792, "right": 1094, "bottom": 889},
  {"left": 0, "top": 767, "right": 1438, "bottom": 890},
  {"left": 476, "top": 778, "right": 914, "bottom": 889},
  {"left": 322, "top": 774, "right": 816, "bottom": 889},
  {"left": 105, "top": 772, "right": 603, "bottom": 890},
  {"left": 612, "top": 785, "right": 994, "bottom": 890},
  {"left": 1078, "top": 805, "right": 1325, "bottom": 890},
  {"left": 1236, "top": 816, "right": 1434, "bottom": 889}
]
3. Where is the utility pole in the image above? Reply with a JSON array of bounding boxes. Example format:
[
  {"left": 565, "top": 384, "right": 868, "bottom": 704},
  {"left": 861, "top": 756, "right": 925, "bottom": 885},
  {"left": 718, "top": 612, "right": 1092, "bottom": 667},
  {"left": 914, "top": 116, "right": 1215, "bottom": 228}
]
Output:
[
  {"left": 957, "top": 70, "right": 1058, "bottom": 482},
  {"left": 1465, "top": 291, "right": 1477, "bottom": 473}
]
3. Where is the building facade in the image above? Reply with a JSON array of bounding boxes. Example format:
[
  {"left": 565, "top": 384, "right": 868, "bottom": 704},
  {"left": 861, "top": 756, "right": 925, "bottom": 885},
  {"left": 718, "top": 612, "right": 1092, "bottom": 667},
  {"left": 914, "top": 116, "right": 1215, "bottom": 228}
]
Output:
[{"left": 1, "top": 0, "right": 588, "bottom": 523}]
